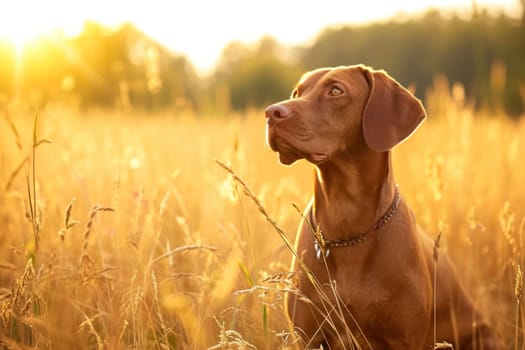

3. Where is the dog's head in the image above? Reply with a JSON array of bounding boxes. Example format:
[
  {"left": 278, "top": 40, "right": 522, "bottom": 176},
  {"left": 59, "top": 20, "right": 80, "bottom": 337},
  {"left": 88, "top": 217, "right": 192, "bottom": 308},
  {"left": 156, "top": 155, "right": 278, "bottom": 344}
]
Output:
[{"left": 265, "top": 64, "right": 426, "bottom": 166}]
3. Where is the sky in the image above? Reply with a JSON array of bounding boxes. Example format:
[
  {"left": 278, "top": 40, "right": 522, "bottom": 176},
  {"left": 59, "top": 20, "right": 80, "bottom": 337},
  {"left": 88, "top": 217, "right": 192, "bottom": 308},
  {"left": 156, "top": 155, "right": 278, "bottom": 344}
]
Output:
[{"left": 0, "top": 0, "right": 521, "bottom": 74}]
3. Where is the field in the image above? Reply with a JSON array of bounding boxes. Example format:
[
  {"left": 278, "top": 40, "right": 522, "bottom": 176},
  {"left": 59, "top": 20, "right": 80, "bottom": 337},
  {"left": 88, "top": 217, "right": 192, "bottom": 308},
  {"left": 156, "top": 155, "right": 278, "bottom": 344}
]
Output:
[{"left": 1, "top": 95, "right": 524, "bottom": 348}]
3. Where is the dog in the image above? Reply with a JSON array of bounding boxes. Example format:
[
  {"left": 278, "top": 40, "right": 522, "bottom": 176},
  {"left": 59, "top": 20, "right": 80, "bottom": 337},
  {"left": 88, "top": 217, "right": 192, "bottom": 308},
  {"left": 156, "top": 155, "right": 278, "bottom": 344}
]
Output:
[{"left": 265, "top": 65, "right": 502, "bottom": 349}]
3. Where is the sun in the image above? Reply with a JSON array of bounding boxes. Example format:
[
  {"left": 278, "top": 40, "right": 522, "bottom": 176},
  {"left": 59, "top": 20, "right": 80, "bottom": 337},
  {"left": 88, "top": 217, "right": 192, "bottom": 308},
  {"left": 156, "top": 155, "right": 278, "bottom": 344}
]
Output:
[
  {"left": 0, "top": 1, "right": 84, "bottom": 51},
  {"left": 0, "top": 15, "right": 38, "bottom": 51},
  {"left": 0, "top": 5, "right": 50, "bottom": 52}
]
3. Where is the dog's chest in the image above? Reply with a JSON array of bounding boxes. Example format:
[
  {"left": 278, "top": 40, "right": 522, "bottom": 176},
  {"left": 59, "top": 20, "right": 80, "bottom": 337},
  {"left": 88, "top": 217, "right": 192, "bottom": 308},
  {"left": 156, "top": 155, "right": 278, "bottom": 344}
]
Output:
[{"left": 301, "top": 240, "right": 392, "bottom": 299}]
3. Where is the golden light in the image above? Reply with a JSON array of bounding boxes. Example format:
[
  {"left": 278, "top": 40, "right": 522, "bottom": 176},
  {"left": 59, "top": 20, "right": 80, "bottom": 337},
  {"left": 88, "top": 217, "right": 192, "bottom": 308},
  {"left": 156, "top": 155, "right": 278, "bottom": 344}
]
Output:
[
  {"left": 0, "top": 1, "right": 83, "bottom": 52},
  {"left": 0, "top": 13, "right": 37, "bottom": 51},
  {"left": 0, "top": 0, "right": 520, "bottom": 71}
]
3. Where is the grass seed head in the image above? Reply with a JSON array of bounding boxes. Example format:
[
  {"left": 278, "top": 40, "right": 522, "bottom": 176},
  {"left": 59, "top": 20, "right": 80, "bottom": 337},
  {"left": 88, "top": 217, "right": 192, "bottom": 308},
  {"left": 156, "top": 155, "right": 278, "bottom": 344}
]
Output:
[{"left": 516, "top": 264, "right": 523, "bottom": 304}]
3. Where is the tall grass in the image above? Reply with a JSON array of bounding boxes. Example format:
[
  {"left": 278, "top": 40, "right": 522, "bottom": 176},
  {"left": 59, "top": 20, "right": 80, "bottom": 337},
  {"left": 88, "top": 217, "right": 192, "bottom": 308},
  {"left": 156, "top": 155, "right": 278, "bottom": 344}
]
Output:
[{"left": 0, "top": 93, "right": 524, "bottom": 349}]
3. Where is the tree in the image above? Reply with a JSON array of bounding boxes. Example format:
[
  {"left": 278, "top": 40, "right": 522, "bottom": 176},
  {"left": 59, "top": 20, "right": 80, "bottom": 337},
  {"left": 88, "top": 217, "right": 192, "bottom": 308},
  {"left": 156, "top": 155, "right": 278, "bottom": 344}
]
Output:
[{"left": 211, "top": 37, "right": 302, "bottom": 111}]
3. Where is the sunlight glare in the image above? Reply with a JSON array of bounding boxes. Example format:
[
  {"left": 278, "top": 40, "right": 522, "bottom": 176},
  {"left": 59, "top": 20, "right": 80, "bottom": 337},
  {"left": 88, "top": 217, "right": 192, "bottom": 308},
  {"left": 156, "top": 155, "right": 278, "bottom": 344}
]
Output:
[
  {"left": 0, "top": 0, "right": 520, "bottom": 72},
  {"left": 1, "top": 3, "right": 42, "bottom": 49},
  {"left": 0, "top": 1, "right": 85, "bottom": 50}
]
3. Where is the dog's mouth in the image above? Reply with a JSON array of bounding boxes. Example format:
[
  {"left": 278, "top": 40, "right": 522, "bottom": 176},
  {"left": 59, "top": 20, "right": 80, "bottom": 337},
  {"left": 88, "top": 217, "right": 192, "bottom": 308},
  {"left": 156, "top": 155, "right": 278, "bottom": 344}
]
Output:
[
  {"left": 266, "top": 125, "right": 279, "bottom": 152},
  {"left": 266, "top": 124, "right": 328, "bottom": 165},
  {"left": 307, "top": 152, "right": 329, "bottom": 164}
]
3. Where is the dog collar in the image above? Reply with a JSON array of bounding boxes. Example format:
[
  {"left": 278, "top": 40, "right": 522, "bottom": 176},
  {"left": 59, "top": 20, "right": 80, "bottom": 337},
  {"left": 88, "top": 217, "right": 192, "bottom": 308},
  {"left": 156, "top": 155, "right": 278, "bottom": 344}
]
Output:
[{"left": 312, "top": 186, "right": 401, "bottom": 260}]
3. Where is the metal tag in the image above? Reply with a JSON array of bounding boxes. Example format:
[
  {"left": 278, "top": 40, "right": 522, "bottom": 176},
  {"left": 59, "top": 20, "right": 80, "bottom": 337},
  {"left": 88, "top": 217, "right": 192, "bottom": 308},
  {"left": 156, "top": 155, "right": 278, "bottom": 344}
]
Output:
[{"left": 314, "top": 240, "right": 330, "bottom": 260}]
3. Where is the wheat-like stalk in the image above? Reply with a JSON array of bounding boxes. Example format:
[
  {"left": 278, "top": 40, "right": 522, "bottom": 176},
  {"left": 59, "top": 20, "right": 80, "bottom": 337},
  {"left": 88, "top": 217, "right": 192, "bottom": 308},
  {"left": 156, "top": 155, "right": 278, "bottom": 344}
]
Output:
[
  {"left": 149, "top": 245, "right": 218, "bottom": 266},
  {"left": 81, "top": 205, "right": 114, "bottom": 264},
  {"left": 59, "top": 197, "right": 79, "bottom": 241},
  {"left": 11, "top": 259, "right": 34, "bottom": 315},
  {"left": 516, "top": 265, "right": 523, "bottom": 305},
  {"left": 1, "top": 107, "right": 523, "bottom": 349},
  {"left": 208, "top": 319, "right": 257, "bottom": 350},
  {"left": 216, "top": 159, "right": 364, "bottom": 348},
  {"left": 515, "top": 264, "right": 523, "bottom": 350},
  {"left": 433, "top": 232, "right": 443, "bottom": 348},
  {"left": 79, "top": 314, "right": 104, "bottom": 350},
  {"left": 1, "top": 107, "right": 22, "bottom": 150},
  {"left": 215, "top": 160, "right": 296, "bottom": 257}
]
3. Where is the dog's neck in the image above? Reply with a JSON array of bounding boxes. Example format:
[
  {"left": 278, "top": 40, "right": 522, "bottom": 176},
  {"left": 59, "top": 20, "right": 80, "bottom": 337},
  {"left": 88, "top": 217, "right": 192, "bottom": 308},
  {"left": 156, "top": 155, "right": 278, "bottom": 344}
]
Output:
[{"left": 313, "top": 150, "right": 397, "bottom": 241}]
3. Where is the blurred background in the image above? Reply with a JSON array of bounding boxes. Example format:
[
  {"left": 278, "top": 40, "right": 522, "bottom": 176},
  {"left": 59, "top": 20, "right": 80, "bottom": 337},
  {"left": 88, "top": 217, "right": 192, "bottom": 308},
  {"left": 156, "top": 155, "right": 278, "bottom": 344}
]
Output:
[{"left": 0, "top": 0, "right": 523, "bottom": 116}]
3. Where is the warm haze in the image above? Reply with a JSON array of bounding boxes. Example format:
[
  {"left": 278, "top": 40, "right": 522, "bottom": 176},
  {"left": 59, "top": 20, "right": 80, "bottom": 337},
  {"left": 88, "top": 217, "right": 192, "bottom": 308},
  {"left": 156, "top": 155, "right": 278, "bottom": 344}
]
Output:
[
  {"left": 0, "top": 0, "right": 521, "bottom": 72},
  {"left": 0, "top": 1, "right": 524, "bottom": 349}
]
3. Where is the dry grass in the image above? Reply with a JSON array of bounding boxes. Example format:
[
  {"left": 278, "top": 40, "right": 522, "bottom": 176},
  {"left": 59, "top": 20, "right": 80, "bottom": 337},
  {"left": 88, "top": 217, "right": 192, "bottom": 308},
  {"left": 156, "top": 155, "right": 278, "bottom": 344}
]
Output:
[{"left": 0, "top": 93, "right": 524, "bottom": 349}]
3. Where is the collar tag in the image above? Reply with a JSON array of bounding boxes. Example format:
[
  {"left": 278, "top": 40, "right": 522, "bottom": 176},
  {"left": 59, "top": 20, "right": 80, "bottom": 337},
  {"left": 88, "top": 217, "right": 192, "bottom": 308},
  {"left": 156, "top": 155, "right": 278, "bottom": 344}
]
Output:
[{"left": 314, "top": 240, "right": 330, "bottom": 260}]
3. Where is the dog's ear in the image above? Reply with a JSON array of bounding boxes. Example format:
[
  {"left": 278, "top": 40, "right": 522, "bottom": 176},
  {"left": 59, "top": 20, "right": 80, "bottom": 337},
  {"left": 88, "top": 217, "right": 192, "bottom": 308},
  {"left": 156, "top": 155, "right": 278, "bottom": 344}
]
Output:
[{"left": 360, "top": 67, "right": 426, "bottom": 152}]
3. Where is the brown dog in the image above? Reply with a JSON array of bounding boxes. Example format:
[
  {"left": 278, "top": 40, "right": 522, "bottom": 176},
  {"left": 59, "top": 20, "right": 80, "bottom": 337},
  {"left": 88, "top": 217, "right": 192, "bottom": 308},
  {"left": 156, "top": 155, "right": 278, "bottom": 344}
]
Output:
[{"left": 265, "top": 65, "right": 502, "bottom": 349}]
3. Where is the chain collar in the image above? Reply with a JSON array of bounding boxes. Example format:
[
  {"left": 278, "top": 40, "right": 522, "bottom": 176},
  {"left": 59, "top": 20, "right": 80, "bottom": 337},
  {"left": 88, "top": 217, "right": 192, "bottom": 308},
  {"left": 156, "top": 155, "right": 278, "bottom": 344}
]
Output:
[{"left": 312, "top": 186, "right": 401, "bottom": 260}]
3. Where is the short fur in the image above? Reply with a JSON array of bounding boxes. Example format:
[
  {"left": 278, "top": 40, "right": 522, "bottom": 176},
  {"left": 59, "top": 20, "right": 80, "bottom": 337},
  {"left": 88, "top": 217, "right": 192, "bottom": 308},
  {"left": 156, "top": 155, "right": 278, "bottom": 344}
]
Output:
[{"left": 265, "top": 65, "right": 502, "bottom": 349}]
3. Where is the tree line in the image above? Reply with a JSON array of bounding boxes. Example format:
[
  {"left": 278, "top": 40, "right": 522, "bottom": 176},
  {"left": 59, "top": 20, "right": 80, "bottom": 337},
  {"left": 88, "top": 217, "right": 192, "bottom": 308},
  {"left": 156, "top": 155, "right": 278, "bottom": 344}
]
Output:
[{"left": 0, "top": 9, "right": 524, "bottom": 116}]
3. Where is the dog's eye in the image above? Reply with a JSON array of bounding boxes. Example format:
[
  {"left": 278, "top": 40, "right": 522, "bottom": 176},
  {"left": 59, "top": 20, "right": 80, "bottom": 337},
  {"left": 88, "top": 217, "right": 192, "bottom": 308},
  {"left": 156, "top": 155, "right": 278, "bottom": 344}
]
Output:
[
  {"left": 328, "top": 86, "right": 344, "bottom": 97},
  {"left": 291, "top": 88, "right": 299, "bottom": 99}
]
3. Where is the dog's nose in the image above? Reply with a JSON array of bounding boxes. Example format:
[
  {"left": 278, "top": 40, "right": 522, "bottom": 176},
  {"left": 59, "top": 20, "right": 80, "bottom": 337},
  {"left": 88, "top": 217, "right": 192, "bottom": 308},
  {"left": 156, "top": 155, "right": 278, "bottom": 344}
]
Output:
[{"left": 265, "top": 103, "right": 292, "bottom": 120}]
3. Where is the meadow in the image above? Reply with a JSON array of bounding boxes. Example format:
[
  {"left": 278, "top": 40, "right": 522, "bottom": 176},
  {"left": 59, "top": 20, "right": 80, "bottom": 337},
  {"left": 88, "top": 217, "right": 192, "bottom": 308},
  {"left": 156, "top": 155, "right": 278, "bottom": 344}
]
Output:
[{"left": 0, "top": 88, "right": 524, "bottom": 349}]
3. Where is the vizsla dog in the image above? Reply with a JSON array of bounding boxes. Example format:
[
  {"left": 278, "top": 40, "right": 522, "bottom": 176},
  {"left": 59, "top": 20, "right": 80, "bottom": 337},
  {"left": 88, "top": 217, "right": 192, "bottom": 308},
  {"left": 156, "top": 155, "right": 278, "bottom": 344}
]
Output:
[{"left": 265, "top": 65, "right": 502, "bottom": 349}]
